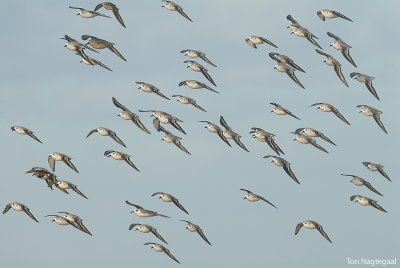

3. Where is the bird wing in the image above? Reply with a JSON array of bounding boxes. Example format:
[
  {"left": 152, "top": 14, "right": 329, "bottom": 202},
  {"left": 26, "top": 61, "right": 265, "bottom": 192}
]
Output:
[
  {"left": 172, "top": 198, "right": 189, "bottom": 214},
  {"left": 197, "top": 228, "right": 212, "bottom": 245},
  {"left": 107, "top": 45, "right": 127, "bottom": 61},
  {"left": 63, "top": 156, "right": 79, "bottom": 173},
  {"left": 110, "top": 131, "right": 126, "bottom": 147},
  {"left": 86, "top": 129, "right": 98, "bottom": 138},
  {"left": 332, "top": 108, "right": 351, "bottom": 125},
  {"left": 123, "top": 156, "right": 140, "bottom": 172},
  {"left": 294, "top": 223, "right": 303, "bottom": 235},
  {"left": 176, "top": 7, "right": 193, "bottom": 22},
  {"left": 22, "top": 206, "right": 39, "bottom": 223},
  {"left": 372, "top": 114, "right": 387, "bottom": 134},
  {"left": 48, "top": 156, "right": 56, "bottom": 172},
  {"left": 316, "top": 223, "right": 332, "bottom": 243}
]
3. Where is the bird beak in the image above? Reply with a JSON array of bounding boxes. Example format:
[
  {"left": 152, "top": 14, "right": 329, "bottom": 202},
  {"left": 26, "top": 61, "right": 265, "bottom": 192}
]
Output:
[
  {"left": 76, "top": 13, "right": 80, "bottom": 16},
  {"left": 243, "top": 197, "right": 246, "bottom": 200}
]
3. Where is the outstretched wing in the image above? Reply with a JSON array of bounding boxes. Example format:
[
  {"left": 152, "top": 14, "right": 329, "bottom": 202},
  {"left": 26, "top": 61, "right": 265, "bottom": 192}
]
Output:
[
  {"left": 316, "top": 223, "right": 332, "bottom": 243},
  {"left": 294, "top": 223, "right": 303, "bottom": 235},
  {"left": 197, "top": 228, "right": 212, "bottom": 245}
]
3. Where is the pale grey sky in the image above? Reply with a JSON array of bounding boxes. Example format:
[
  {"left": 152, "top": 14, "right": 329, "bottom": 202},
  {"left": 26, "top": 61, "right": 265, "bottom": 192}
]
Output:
[{"left": 1, "top": 1, "right": 399, "bottom": 267}]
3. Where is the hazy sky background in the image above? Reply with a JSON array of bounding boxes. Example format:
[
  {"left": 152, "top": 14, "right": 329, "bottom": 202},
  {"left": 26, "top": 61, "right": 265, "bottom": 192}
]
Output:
[{"left": 1, "top": 1, "right": 399, "bottom": 267}]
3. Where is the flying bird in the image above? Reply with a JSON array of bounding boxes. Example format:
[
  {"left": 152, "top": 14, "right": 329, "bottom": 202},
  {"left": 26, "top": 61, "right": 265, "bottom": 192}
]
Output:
[
  {"left": 46, "top": 214, "right": 75, "bottom": 229},
  {"left": 350, "top": 72, "right": 379, "bottom": 100},
  {"left": 315, "top": 49, "right": 348, "bottom": 87},
  {"left": 94, "top": 2, "right": 126, "bottom": 27},
  {"left": 286, "top": 15, "right": 321, "bottom": 49},
  {"left": 362, "top": 162, "right": 391, "bottom": 181},
  {"left": 292, "top": 132, "right": 329, "bottom": 153},
  {"left": 178, "top": 80, "right": 218, "bottom": 93},
  {"left": 162, "top": 0, "right": 192, "bottom": 22},
  {"left": 57, "top": 212, "right": 92, "bottom": 235},
  {"left": 129, "top": 223, "right": 168, "bottom": 244},
  {"left": 350, "top": 195, "right": 387, "bottom": 213},
  {"left": 294, "top": 128, "right": 336, "bottom": 146},
  {"left": 86, "top": 127, "right": 126, "bottom": 147},
  {"left": 144, "top": 242, "right": 181, "bottom": 264},
  {"left": 185, "top": 60, "right": 217, "bottom": 87},
  {"left": 152, "top": 192, "right": 189, "bottom": 214},
  {"left": 181, "top": 220, "right": 211, "bottom": 245},
  {"left": 52, "top": 180, "right": 88, "bottom": 199},
  {"left": 158, "top": 126, "right": 191, "bottom": 155},
  {"left": 138, "top": 110, "right": 186, "bottom": 134},
  {"left": 263, "top": 155, "right": 300, "bottom": 184},
  {"left": 172, "top": 95, "right": 206, "bottom": 112},
  {"left": 11, "top": 126, "right": 42, "bottom": 143},
  {"left": 48, "top": 152, "right": 79, "bottom": 173},
  {"left": 240, "top": 189, "right": 277, "bottom": 208},
  {"left": 295, "top": 220, "right": 332, "bottom": 243},
  {"left": 80, "top": 55, "right": 112, "bottom": 71},
  {"left": 245, "top": 35, "right": 278, "bottom": 49},
  {"left": 82, "top": 35, "right": 127, "bottom": 61},
  {"left": 327, "top": 32, "right": 357, "bottom": 67},
  {"left": 269, "top": 53, "right": 305, "bottom": 73},
  {"left": 135, "top": 81, "right": 170, "bottom": 100},
  {"left": 112, "top": 97, "right": 151, "bottom": 134},
  {"left": 25, "top": 167, "right": 57, "bottom": 190},
  {"left": 220, "top": 116, "right": 249, "bottom": 152},
  {"left": 69, "top": 6, "right": 111, "bottom": 18},
  {"left": 317, "top": 9, "right": 353, "bottom": 22},
  {"left": 270, "top": 102, "right": 301, "bottom": 120},
  {"left": 61, "top": 34, "right": 96, "bottom": 65},
  {"left": 310, "top": 103, "right": 350, "bottom": 125},
  {"left": 249, "top": 127, "right": 284, "bottom": 155},
  {"left": 125, "top": 201, "right": 170, "bottom": 218},
  {"left": 104, "top": 150, "right": 140, "bottom": 172},
  {"left": 181, "top": 49, "right": 217, "bottom": 67},
  {"left": 273, "top": 63, "right": 305, "bottom": 89},
  {"left": 341, "top": 174, "right": 383, "bottom": 196},
  {"left": 3, "top": 202, "right": 39, "bottom": 223},
  {"left": 46, "top": 214, "right": 91, "bottom": 235},
  {"left": 198, "top": 120, "right": 231, "bottom": 147},
  {"left": 357, "top": 105, "right": 387, "bottom": 134}
]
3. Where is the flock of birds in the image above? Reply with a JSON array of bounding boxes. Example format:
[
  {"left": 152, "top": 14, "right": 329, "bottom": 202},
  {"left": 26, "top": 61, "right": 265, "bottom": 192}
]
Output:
[{"left": 4, "top": 1, "right": 393, "bottom": 265}]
